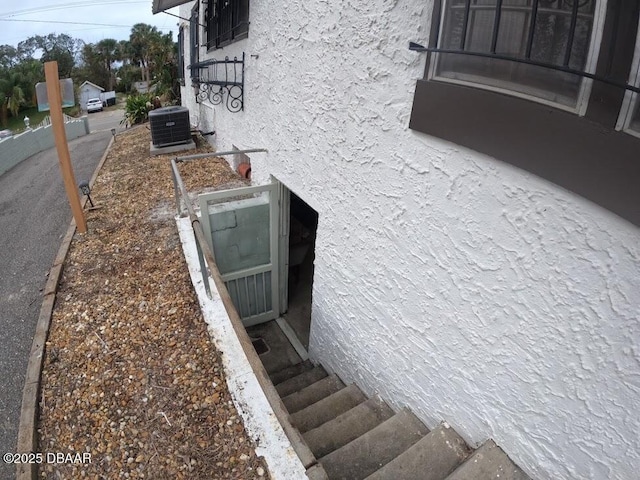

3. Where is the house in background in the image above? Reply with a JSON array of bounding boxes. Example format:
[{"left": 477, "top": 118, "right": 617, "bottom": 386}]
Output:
[
  {"left": 133, "top": 81, "right": 157, "bottom": 94},
  {"left": 79, "top": 81, "right": 104, "bottom": 111},
  {"left": 79, "top": 81, "right": 117, "bottom": 110},
  {"left": 153, "top": 0, "right": 640, "bottom": 478}
]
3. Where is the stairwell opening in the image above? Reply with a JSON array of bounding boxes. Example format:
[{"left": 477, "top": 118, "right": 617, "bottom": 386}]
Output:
[
  {"left": 235, "top": 188, "right": 532, "bottom": 480},
  {"left": 246, "top": 188, "right": 318, "bottom": 374},
  {"left": 284, "top": 191, "right": 318, "bottom": 350}
]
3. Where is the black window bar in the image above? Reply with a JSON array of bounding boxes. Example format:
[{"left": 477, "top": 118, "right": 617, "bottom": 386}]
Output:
[
  {"left": 440, "top": 0, "right": 594, "bottom": 67},
  {"left": 409, "top": 42, "right": 640, "bottom": 95},
  {"left": 189, "top": 53, "right": 245, "bottom": 113},
  {"left": 206, "top": 0, "right": 249, "bottom": 50}
]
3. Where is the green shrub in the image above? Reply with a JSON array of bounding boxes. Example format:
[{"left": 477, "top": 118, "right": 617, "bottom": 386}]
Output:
[{"left": 122, "top": 93, "right": 153, "bottom": 126}]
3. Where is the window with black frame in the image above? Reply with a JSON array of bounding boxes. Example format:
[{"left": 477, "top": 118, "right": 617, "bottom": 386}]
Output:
[
  {"left": 617, "top": 26, "right": 640, "bottom": 138},
  {"left": 190, "top": 4, "right": 199, "bottom": 80},
  {"left": 409, "top": 0, "right": 640, "bottom": 227},
  {"left": 178, "top": 26, "right": 185, "bottom": 85},
  {"left": 430, "top": 0, "right": 602, "bottom": 112},
  {"left": 206, "top": 0, "right": 249, "bottom": 50}
]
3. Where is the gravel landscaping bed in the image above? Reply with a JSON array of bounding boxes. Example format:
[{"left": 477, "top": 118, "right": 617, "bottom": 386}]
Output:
[{"left": 37, "top": 126, "right": 270, "bottom": 479}]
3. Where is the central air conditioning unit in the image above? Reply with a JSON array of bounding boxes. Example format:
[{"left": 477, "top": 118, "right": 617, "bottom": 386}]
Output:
[{"left": 149, "top": 106, "right": 191, "bottom": 147}]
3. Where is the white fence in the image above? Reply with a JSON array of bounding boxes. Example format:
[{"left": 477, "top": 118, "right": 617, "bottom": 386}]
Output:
[
  {"left": 36, "top": 113, "right": 76, "bottom": 128},
  {"left": 0, "top": 116, "right": 90, "bottom": 176}
]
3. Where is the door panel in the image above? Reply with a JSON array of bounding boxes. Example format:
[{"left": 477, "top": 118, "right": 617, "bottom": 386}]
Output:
[
  {"left": 209, "top": 197, "right": 270, "bottom": 274},
  {"left": 277, "top": 182, "right": 290, "bottom": 315},
  {"left": 199, "top": 183, "right": 279, "bottom": 326}
]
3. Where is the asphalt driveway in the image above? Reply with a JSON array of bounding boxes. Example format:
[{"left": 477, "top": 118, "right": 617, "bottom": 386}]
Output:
[
  {"left": 86, "top": 106, "right": 127, "bottom": 134},
  {"left": 0, "top": 130, "right": 111, "bottom": 478}
]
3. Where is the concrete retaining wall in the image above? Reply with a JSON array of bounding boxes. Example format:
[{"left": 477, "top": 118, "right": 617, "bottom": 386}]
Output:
[{"left": 0, "top": 117, "right": 90, "bottom": 176}]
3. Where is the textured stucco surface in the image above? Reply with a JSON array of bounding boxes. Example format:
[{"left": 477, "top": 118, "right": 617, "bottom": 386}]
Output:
[{"left": 178, "top": 1, "right": 640, "bottom": 479}]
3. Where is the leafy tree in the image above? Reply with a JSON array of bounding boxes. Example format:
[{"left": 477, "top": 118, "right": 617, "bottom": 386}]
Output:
[
  {"left": 0, "top": 73, "right": 26, "bottom": 126},
  {"left": 13, "top": 59, "right": 43, "bottom": 106},
  {"left": 0, "top": 27, "right": 179, "bottom": 123},
  {"left": 148, "top": 31, "right": 177, "bottom": 98},
  {"left": 0, "top": 33, "right": 87, "bottom": 123},
  {"left": 119, "top": 24, "right": 179, "bottom": 100},
  {"left": 76, "top": 43, "right": 109, "bottom": 89},
  {"left": 19, "top": 34, "right": 82, "bottom": 77},
  {"left": 122, "top": 93, "right": 153, "bottom": 125},
  {"left": 128, "top": 24, "right": 151, "bottom": 86},
  {"left": 114, "top": 63, "right": 142, "bottom": 94},
  {"left": 0, "top": 45, "right": 19, "bottom": 70},
  {"left": 128, "top": 23, "right": 167, "bottom": 87},
  {"left": 117, "top": 40, "right": 130, "bottom": 65},
  {"left": 6, "top": 85, "right": 25, "bottom": 117},
  {"left": 0, "top": 44, "right": 32, "bottom": 70}
]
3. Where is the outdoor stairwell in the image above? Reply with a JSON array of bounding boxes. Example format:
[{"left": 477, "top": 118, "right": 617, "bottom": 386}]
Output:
[{"left": 267, "top": 360, "right": 532, "bottom": 480}]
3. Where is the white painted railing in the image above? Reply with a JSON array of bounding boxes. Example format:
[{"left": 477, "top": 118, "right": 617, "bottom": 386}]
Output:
[{"left": 37, "top": 113, "right": 76, "bottom": 128}]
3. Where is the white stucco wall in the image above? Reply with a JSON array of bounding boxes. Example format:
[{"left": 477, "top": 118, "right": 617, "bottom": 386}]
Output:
[{"left": 178, "top": 1, "right": 640, "bottom": 479}]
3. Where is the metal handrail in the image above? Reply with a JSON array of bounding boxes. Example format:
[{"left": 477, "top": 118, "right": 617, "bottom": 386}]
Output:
[{"left": 171, "top": 149, "right": 267, "bottom": 218}]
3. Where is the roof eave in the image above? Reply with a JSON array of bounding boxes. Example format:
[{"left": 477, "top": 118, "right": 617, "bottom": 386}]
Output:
[{"left": 152, "top": 0, "right": 191, "bottom": 14}]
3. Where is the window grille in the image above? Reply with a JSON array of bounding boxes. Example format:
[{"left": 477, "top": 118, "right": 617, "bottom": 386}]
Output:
[
  {"left": 190, "top": 53, "right": 245, "bottom": 112},
  {"left": 206, "top": 0, "right": 249, "bottom": 50},
  {"left": 430, "top": 0, "right": 601, "bottom": 110}
]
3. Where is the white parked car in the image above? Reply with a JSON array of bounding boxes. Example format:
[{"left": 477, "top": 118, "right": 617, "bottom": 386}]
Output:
[{"left": 86, "top": 98, "right": 103, "bottom": 113}]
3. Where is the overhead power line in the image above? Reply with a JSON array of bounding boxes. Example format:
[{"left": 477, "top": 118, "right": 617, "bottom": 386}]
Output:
[
  {"left": 0, "top": 1, "right": 148, "bottom": 18},
  {"left": 0, "top": 18, "right": 175, "bottom": 31},
  {"left": 0, "top": 18, "right": 132, "bottom": 28}
]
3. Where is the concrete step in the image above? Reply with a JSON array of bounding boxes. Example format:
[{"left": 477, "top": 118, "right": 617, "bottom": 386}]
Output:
[
  {"left": 275, "top": 365, "right": 327, "bottom": 397},
  {"left": 305, "top": 464, "right": 330, "bottom": 480},
  {"left": 303, "top": 397, "right": 394, "bottom": 459},
  {"left": 269, "top": 359, "right": 314, "bottom": 385},
  {"left": 445, "top": 440, "right": 531, "bottom": 480},
  {"left": 319, "top": 409, "right": 429, "bottom": 480},
  {"left": 364, "top": 423, "right": 471, "bottom": 480},
  {"left": 283, "top": 374, "right": 345, "bottom": 413},
  {"left": 291, "top": 384, "right": 367, "bottom": 433}
]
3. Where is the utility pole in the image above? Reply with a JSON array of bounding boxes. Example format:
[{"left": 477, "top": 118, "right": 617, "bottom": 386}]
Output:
[{"left": 44, "top": 61, "right": 87, "bottom": 233}]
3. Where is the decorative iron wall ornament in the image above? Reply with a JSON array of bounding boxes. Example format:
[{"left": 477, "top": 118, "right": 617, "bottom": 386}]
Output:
[{"left": 190, "top": 53, "right": 245, "bottom": 113}]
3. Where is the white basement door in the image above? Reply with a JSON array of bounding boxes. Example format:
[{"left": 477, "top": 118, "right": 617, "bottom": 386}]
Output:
[{"left": 198, "top": 182, "right": 280, "bottom": 327}]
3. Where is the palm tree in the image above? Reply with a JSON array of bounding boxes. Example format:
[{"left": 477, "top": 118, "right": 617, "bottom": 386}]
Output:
[
  {"left": 148, "top": 32, "right": 177, "bottom": 97},
  {"left": 132, "top": 25, "right": 180, "bottom": 97},
  {"left": 117, "top": 40, "right": 130, "bottom": 65},
  {"left": 96, "top": 38, "right": 119, "bottom": 90},
  {"left": 0, "top": 88, "right": 9, "bottom": 126},
  {"left": 14, "top": 59, "right": 43, "bottom": 107},
  {"left": 129, "top": 23, "right": 163, "bottom": 88},
  {"left": 0, "top": 73, "right": 26, "bottom": 127},
  {"left": 7, "top": 85, "right": 25, "bottom": 117}
]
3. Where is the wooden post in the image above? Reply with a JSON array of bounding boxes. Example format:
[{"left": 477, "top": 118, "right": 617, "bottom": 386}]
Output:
[{"left": 44, "top": 61, "right": 87, "bottom": 233}]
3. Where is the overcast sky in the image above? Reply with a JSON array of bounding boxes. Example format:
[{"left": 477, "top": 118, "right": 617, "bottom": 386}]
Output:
[{"left": 0, "top": 0, "right": 180, "bottom": 48}]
